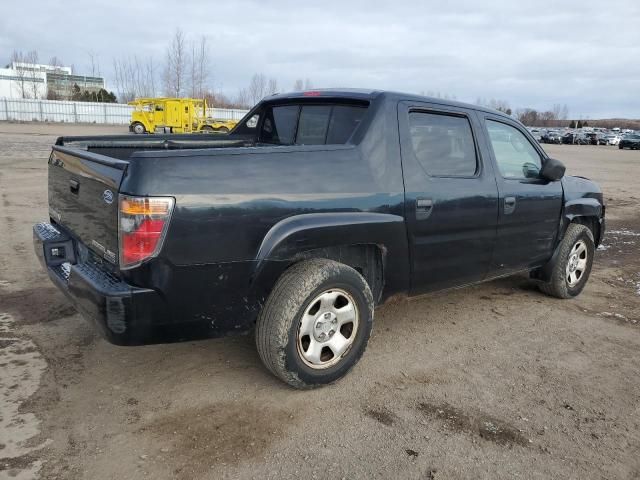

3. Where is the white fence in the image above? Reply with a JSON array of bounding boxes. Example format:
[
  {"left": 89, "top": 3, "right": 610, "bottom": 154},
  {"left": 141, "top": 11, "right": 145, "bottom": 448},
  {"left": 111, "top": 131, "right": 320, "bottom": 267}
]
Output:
[{"left": 0, "top": 98, "right": 249, "bottom": 125}]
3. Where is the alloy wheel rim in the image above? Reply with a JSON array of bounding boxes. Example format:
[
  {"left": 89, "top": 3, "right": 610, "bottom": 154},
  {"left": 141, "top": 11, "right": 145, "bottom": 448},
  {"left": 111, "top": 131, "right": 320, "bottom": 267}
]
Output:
[
  {"left": 296, "top": 288, "right": 359, "bottom": 370},
  {"left": 566, "top": 240, "right": 588, "bottom": 287}
]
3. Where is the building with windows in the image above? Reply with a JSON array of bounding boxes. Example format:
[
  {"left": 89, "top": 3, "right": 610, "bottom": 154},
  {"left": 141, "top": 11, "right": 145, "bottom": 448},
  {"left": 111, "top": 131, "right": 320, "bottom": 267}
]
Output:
[{"left": 0, "top": 62, "right": 105, "bottom": 100}]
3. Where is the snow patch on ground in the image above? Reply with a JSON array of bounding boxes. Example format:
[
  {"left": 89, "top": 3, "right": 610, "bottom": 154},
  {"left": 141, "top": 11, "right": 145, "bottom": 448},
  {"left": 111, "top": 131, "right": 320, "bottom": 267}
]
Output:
[
  {"left": 0, "top": 312, "right": 49, "bottom": 479},
  {"left": 607, "top": 229, "right": 640, "bottom": 237},
  {"left": 599, "top": 311, "right": 637, "bottom": 324}
]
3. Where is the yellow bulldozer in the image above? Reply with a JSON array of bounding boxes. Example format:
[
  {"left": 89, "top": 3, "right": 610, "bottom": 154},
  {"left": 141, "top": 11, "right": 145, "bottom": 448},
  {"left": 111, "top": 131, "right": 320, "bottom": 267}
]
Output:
[{"left": 128, "top": 98, "right": 237, "bottom": 134}]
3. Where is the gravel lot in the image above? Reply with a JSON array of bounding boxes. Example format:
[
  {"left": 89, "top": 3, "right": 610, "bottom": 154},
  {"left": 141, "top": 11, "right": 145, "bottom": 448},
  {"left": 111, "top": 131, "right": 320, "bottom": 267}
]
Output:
[{"left": 1, "top": 123, "right": 639, "bottom": 480}]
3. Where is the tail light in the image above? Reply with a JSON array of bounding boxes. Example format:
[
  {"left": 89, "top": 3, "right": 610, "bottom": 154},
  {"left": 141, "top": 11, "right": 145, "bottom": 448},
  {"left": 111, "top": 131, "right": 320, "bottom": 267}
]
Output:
[{"left": 118, "top": 195, "right": 174, "bottom": 269}]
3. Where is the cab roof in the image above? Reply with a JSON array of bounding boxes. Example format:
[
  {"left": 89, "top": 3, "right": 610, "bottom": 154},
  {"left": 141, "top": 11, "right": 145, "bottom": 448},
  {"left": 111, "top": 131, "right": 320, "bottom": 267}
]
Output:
[{"left": 263, "top": 88, "right": 511, "bottom": 119}]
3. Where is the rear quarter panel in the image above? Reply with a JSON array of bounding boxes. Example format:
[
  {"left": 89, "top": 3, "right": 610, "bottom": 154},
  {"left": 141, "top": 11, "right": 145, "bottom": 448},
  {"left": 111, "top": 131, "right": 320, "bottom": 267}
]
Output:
[{"left": 120, "top": 98, "right": 409, "bottom": 333}]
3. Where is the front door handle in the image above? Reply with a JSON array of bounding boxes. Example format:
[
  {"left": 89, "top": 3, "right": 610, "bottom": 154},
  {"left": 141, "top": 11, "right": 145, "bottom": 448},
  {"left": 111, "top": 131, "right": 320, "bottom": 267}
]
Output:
[
  {"left": 69, "top": 179, "right": 79, "bottom": 194},
  {"left": 504, "top": 196, "right": 516, "bottom": 214},
  {"left": 416, "top": 197, "right": 434, "bottom": 220}
]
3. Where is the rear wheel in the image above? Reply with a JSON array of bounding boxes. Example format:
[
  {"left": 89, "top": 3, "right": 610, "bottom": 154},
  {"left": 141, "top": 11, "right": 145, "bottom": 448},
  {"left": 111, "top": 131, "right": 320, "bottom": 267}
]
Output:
[
  {"left": 216, "top": 126, "right": 230, "bottom": 133},
  {"left": 255, "top": 259, "right": 374, "bottom": 389},
  {"left": 200, "top": 125, "right": 214, "bottom": 133},
  {"left": 539, "top": 223, "right": 595, "bottom": 299}
]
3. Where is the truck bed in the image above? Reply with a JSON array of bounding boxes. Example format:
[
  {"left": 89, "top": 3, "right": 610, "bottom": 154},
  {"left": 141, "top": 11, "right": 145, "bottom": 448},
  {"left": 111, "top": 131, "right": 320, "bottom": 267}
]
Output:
[{"left": 56, "top": 134, "right": 251, "bottom": 160}]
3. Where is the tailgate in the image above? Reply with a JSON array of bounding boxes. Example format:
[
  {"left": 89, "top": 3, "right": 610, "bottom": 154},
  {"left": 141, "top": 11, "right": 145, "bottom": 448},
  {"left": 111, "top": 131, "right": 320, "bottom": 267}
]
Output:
[{"left": 48, "top": 146, "right": 128, "bottom": 264}]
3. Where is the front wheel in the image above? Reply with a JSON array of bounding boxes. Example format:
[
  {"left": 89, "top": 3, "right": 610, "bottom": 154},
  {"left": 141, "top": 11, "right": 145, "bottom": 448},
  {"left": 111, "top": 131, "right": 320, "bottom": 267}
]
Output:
[
  {"left": 255, "top": 259, "right": 374, "bottom": 389},
  {"left": 131, "top": 122, "right": 146, "bottom": 134},
  {"left": 539, "top": 223, "right": 595, "bottom": 299}
]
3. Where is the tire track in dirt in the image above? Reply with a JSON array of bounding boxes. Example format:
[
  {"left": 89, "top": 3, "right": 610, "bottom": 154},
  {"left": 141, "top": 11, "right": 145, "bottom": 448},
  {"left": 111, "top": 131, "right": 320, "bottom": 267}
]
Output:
[{"left": 0, "top": 312, "right": 49, "bottom": 479}]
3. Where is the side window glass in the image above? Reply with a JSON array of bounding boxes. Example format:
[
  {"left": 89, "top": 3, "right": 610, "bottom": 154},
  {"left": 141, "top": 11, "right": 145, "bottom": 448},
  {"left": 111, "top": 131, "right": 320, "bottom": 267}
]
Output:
[
  {"left": 260, "top": 105, "right": 299, "bottom": 144},
  {"left": 486, "top": 120, "right": 542, "bottom": 179},
  {"left": 408, "top": 112, "right": 477, "bottom": 177},
  {"left": 246, "top": 114, "right": 259, "bottom": 128},
  {"left": 326, "top": 105, "right": 367, "bottom": 144}
]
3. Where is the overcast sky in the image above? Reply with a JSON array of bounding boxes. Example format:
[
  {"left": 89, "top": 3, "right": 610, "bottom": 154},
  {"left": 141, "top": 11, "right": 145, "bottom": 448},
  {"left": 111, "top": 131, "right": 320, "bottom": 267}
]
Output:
[{"left": 1, "top": 0, "right": 639, "bottom": 118}]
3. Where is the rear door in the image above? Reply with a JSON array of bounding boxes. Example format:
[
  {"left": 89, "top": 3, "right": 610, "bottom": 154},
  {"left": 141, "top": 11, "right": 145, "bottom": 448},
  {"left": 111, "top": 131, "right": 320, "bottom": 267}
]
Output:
[
  {"left": 398, "top": 101, "right": 499, "bottom": 294},
  {"left": 477, "top": 114, "right": 563, "bottom": 274}
]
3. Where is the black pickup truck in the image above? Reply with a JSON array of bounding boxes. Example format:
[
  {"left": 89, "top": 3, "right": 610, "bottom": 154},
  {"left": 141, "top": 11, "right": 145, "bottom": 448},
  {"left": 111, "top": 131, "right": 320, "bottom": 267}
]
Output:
[{"left": 34, "top": 89, "right": 605, "bottom": 388}]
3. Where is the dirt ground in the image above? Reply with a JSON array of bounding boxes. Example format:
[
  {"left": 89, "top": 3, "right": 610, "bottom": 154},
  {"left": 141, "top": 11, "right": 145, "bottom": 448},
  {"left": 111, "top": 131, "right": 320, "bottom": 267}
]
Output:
[{"left": 1, "top": 122, "right": 639, "bottom": 480}]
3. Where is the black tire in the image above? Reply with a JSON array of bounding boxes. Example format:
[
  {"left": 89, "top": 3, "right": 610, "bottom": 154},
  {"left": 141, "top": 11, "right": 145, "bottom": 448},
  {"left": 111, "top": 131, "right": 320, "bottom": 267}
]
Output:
[
  {"left": 216, "top": 127, "right": 229, "bottom": 133},
  {"left": 255, "top": 258, "right": 374, "bottom": 389},
  {"left": 131, "top": 122, "right": 146, "bottom": 134},
  {"left": 539, "top": 223, "right": 595, "bottom": 299},
  {"left": 200, "top": 126, "right": 214, "bottom": 133}
]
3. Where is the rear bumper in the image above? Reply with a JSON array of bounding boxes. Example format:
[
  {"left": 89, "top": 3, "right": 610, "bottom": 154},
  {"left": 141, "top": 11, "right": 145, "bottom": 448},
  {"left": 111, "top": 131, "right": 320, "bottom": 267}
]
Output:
[{"left": 33, "top": 222, "right": 167, "bottom": 345}]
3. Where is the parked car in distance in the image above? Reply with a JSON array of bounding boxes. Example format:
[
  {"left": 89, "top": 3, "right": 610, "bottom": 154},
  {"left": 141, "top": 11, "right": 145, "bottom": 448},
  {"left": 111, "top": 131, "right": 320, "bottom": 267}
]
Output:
[
  {"left": 33, "top": 89, "right": 605, "bottom": 388},
  {"left": 619, "top": 134, "right": 640, "bottom": 150},
  {"left": 529, "top": 128, "right": 544, "bottom": 141},
  {"left": 605, "top": 134, "right": 621, "bottom": 146},
  {"left": 562, "top": 132, "right": 589, "bottom": 145},
  {"left": 541, "top": 131, "right": 563, "bottom": 144},
  {"left": 585, "top": 132, "right": 607, "bottom": 146}
]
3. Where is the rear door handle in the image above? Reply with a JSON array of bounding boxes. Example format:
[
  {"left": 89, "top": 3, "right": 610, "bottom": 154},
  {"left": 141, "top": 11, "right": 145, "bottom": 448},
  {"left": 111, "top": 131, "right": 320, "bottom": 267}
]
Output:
[
  {"left": 416, "top": 197, "right": 434, "bottom": 220},
  {"left": 504, "top": 196, "right": 516, "bottom": 214}
]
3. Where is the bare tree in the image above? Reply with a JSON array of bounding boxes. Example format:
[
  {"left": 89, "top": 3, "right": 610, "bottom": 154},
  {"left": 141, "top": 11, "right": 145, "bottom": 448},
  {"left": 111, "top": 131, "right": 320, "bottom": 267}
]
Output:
[
  {"left": 87, "top": 51, "right": 101, "bottom": 77},
  {"left": 113, "top": 58, "right": 135, "bottom": 102},
  {"left": 293, "top": 78, "right": 304, "bottom": 91},
  {"left": 204, "top": 90, "right": 248, "bottom": 109},
  {"left": 552, "top": 103, "right": 569, "bottom": 121},
  {"left": 143, "top": 57, "right": 157, "bottom": 98},
  {"left": 516, "top": 108, "right": 540, "bottom": 126},
  {"left": 267, "top": 78, "right": 278, "bottom": 96},
  {"left": 9, "top": 50, "right": 43, "bottom": 99},
  {"left": 244, "top": 73, "right": 280, "bottom": 105},
  {"left": 189, "top": 36, "right": 210, "bottom": 98},
  {"left": 235, "top": 87, "right": 250, "bottom": 108},
  {"left": 48, "top": 56, "right": 64, "bottom": 69},
  {"left": 45, "top": 56, "right": 64, "bottom": 99},
  {"left": 25, "top": 50, "right": 41, "bottom": 98},
  {"left": 538, "top": 111, "right": 556, "bottom": 127},
  {"left": 488, "top": 98, "right": 512, "bottom": 115},
  {"left": 10, "top": 50, "right": 30, "bottom": 98},
  {"left": 164, "top": 28, "right": 187, "bottom": 97},
  {"left": 304, "top": 78, "right": 313, "bottom": 90},
  {"left": 113, "top": 56, "right": 158, "bottom": 102},
  {"left": 247, "top": 73, "right": 268, "bottom": 105}
]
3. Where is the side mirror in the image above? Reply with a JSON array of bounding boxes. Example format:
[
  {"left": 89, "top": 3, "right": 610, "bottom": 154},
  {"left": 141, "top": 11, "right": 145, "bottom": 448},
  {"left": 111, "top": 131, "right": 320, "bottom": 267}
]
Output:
[{"left": 540, "top": 157, "right": 565, "bottom": 181}]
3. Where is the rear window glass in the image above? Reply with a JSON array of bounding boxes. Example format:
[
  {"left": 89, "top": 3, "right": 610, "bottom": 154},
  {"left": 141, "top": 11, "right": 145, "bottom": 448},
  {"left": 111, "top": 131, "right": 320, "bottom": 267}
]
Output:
[
  {"left": 409, "top": 112, "right": 477, "bottom": 176},
  {"left": 296, "top": 105, "right": 332, "bottom": 145},
  {"left": 259, "top": 104, "right": 366, "bottom": 145},
  {"left": 260, "top": 105, "right": 299, "bottom": 144}
]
